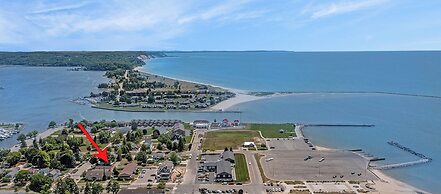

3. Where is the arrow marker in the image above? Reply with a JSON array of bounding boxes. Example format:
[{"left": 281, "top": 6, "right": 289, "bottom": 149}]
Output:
[{"left": 77, "top": 123, "right": 109, "bottom": 163}]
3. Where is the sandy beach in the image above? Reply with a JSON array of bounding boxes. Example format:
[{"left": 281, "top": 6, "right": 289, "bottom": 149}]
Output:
[
  {"left": 135, "top": 66, "right": 296, "bottom": 111},
  {"left": 370, "top": 169, "right": 430, "bottom": 194}
]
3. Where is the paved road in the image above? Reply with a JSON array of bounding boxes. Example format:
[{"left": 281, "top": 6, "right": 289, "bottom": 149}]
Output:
[
  {"left": 70, "top": 162, "right": 93, "bottom": 182},
  {"left": 174, "top": 129, "right": 205, "bottom": 193}
]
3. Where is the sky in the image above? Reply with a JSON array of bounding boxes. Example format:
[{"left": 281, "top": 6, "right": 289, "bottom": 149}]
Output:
[{"left": 0, "top": 0, "right": 441, "bottom": 51}]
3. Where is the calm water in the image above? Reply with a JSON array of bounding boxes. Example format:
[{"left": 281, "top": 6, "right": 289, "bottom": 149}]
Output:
[
  {"left": 1, "top": 51, "right": 440, "bottom": 192},
  {"left": 143, "top": 51, "right": 441, "bottom": 193}
]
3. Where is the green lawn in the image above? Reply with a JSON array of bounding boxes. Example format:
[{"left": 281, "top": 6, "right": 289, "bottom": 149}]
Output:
[
  {"left": 247, "top": 123, "right": 296, "bottom": 138},
  {"left": 234, "top": 154, "right": 249, "bottom": 182},
  {"left": 184, "top": 135, "right": 192, "bottom": 144},
  {"left": 202, "top": 130, "right": 260, "bottom": 151}
]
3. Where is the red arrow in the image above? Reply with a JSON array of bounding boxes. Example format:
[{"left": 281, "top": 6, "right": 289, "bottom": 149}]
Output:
[{"left": 77, "top": 123, "right": 108, "bottom": 163}]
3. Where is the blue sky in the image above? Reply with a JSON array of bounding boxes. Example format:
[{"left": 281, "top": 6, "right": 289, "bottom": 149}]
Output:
[{"left": 0, "top": 0, "right": 440, "bottom": 51}]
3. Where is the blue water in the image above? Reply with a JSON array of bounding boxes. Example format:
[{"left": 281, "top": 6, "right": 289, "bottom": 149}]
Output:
[
  {"left": 144, "top": 51, "right": 441, "bottom": 96},
  {"left": 1, "top": 51, "right": 440, "bottom": 192},
  {"left": 142, "top": 51, "right": 441, "bottom": 193}
]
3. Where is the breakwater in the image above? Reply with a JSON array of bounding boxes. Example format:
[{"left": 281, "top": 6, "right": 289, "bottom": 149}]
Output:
[{"left": 374, "top": 141, "right": 432, "bottom": 170}]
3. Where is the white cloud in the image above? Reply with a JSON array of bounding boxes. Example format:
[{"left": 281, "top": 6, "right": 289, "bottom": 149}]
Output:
[
  {"left": 0, "top": 0, "right": 269, "bottom": 50},
  {"left": 310, "top": 0, "right": 388, "bottom": 19}
]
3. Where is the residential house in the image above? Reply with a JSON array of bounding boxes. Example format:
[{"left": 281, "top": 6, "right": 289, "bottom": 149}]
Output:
[
  {"left": 156, "top": 161, "right": 174, "bottom": 181},
  {"left": 84, "top": 166, "right": 112, "bottom": 181},
  {"left": 119, "top": 162, "right": 137, "bottom": 180}
]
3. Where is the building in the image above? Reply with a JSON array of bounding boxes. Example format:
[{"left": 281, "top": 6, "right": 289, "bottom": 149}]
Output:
[
  {"left": 215, "top": 160, "right": 233, "bottom": 182},
  {"left": 193, "top": 120, "right": 209, "bottom": 129},
  {"left": 119, "top": 162, "right": 137, "bottom": 180},
  {"left": 85, "top": 166, "right": 112, "bottom": 181},
  {"left": 172, "top": 123, "right": 190, "bottom": 140},
  {"left": 156, "top": 161, "right": 174, "bottom": 181},
  {"left": 243, "top": 142, "right": 255, "bottom": 147},
  {"left": 221, "top": 150, "right": 235, "bottom": 163}
]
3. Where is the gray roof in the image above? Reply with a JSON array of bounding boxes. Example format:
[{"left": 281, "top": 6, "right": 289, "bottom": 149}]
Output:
[
  {"left": 216, "top": 160, "right": 232, "bottom": 174},
  {"left": 221, "top": 150, "right": 234, "bottom": 162}
]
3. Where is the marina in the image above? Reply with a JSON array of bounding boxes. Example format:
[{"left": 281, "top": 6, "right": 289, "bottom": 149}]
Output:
[{"left": 0, "top": 123, "right": 22, "bottom": 141}]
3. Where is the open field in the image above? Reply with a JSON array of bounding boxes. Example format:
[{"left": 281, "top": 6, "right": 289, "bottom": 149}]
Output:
[
  {"left": 202, "top": 130, "right": 261, "bottom": 151},
  {"left": 234, "top": 153, "right": 250, "bottom": 182},
  {"left": 246, "top": 123, "right": 295, "bottom": 138}
]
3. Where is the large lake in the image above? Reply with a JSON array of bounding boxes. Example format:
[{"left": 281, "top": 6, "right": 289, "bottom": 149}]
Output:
[{"left": 0, "top": 51, "right": 440, "bottom": 192}]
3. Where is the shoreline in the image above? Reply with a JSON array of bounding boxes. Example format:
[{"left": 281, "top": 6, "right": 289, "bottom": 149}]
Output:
[
  {"left": 298, "top": 124, "right": 430, "bottom": 193},
  {"left": 134, "top": 66, "right": 299, "bottom": 111}
]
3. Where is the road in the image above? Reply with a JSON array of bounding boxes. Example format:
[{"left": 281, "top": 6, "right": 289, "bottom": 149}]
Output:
[
  {"left": 173, "top": 129, "right": 267, "bottom": 194},
  {"left": 174, "top": 129, "right": 205, "bottom": 193}
]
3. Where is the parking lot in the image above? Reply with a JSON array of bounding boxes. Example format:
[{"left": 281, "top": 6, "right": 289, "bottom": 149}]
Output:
[
  {"left": 266, "top": 138, "right": 312, "bottom": 151},
  {"left": 261, "top": 150, "right": 376, "bottom": 181},
  {"left": 307, "top": 181, "right": 352, "bottom": 193},
  {"left": 133, "top": 167, "right": 157, "bottom": 184}
]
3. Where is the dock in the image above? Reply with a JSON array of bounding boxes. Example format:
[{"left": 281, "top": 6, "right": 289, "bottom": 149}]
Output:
[{"left": 374, "top": 141, "right": 432, "bottom": 170}]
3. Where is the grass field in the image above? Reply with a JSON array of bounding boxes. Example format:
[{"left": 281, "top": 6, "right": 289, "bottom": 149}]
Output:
[
  {"left": 202, "top": 130, "right": 260, "bottom": 151},
  {"left": 234, "top": 153, "right": 250, "bottom": 182},
  {"left": 247, "top": 123, "right": 296, "bottom": 138}
]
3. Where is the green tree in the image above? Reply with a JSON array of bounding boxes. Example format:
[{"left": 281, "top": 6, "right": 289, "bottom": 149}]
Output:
[
  {"left": 169, "top": 151, "right": 180, "bottom": 165},
  {"left": 48, "top": 121, "right": 57, "bottom": 128},
  {"left": 106, "top": 180, "right": 120, "bottom": 194},
  {"left": 131, "top": 121, "right": 138, "bottom": 130},
  {"left": 156, "top": 143, "right": 163, "bottom": 150},
  {"left": 157, "top": 181, "right": 166, "bottom": 189},
  {"left": 17, "top": 134, "right": 26, "bottom": 142},
  {"left": 14, "top": 170, "right": 30, "bottom": 186},
  {"left": 29, "top": 173, "right": 53, "bottom": 193},
  {"left": 178, "top": 137, "right": 184, "bottom": 152},
  {"left": 54, "top": 177, "right": 79, "bottom": 194},
  {"left": 6, "top": 151, "right": 21, "bottom": 166},
  {"left": 32, "top": 150, "right": 50, "bottom": 168},
  {"left": 135, "top": 151, "right": 147, "bottom": 163}
]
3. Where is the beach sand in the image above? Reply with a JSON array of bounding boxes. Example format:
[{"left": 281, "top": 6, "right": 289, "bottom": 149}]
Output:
[{"left": 370, "top": 169, "right": 430, "bottom": 194}]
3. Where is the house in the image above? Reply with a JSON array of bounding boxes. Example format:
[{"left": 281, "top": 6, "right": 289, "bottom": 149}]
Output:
[
  {"left": 193, "top": 120, "right": 209, "bottom": 129},
  {"left": 152, "top": 152, "right": 165, "bottom": 160},
  {"left": 85, "top": 166, "right": 112, "bottom": 181},
  {"left": 144, "top": 137, "right": 152, "bottom": 148},
  {"left": 119, "top": 162, "right": 137, "bottom": 180},
  {"left": 156, "top": 161, "right": 174, "bottom": 181},
  {"left": 243, "top": 142, "right": 255, "bottom": 147},
  {"left": 215, "top": 160, "right": 233, "bottom": 182},
  {"left": 172, "top": 123, "right": 190, "bottom": 140},
  {"left": 221, "top": 150, "right": 235, "bottom": 163}
]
